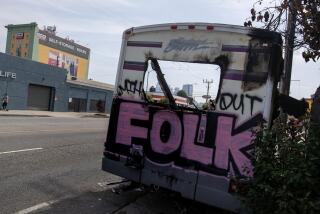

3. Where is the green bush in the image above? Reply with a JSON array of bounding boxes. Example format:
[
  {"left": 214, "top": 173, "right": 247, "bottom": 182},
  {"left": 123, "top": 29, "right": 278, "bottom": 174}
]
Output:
[
  {"left": 159, "top": 98, "right": 169, "bottom": 105},
  {"left": 242, "top": 114, "right": 320, "bottom": 214}
]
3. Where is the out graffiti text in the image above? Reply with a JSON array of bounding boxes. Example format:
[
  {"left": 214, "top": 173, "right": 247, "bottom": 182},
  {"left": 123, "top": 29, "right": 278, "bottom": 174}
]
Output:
[{"left": 219, "top": 92, "right": 263, "bottom": 115}]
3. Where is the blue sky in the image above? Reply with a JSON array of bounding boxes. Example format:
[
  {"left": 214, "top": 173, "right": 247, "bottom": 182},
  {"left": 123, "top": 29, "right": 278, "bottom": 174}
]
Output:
[{"left": 0, "top": 0, "right": 319, "bottom": 100}]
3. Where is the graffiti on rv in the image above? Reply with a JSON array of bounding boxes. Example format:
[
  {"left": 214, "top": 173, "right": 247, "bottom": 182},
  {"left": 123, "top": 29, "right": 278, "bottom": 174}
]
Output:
[
  {"left": 219, "top": 93, "right": 263, "bottom": 115},
  {"left": 164, "top": 37, "right": 219, "bottom": 53},
  {"left": 112, "top": 101, "right": 255, "bottom": 177},
  {"left": 118, "top": 79, "right": 143, "bottom": 96}
]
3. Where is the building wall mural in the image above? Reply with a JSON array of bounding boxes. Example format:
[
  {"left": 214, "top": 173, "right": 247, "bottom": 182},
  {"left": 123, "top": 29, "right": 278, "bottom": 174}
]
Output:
[
  {"left": 8, "top": 32, "right": 31, "bottom": 58},
  {"left": 5, "top": 23, "right": 90, "bottom": 80},
  {"left": 37, "top": 29, "right": 90, "bottom": 80},
  {"left": 38, "top": 44, "right": 88, "bottom": 79}
]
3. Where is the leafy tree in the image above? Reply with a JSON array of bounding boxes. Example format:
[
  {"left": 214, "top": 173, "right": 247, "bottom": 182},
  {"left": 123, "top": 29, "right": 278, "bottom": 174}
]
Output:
[
  {"left": 177, "top": 90, "right": 195, "bottom": 105},
  {"left": 145, "top": 93, "right": 154, "bottom": 102},
  {"left": 149, "top": 86, "right": 156, "bottom": 92},
  {"left": 176, "top": 90, "right": 188, "bottom": 98},
  {"left": 202, "top": 102, "right": 209, "bottom": 110},
  {"left": 187, "top": 97, "right": 194, "bottom": 105},
  {"left": 244, "top": 0, "right": 320, "bottom": 62},
  {"left": 311, "top": 86, "right": 320, "bottom": 122}
]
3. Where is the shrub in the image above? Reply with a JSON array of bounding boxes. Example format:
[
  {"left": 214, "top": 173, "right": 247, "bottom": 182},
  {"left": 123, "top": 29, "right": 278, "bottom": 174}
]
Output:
[{"left": 242, "top": 114, "right": 320, "bottom": 214}]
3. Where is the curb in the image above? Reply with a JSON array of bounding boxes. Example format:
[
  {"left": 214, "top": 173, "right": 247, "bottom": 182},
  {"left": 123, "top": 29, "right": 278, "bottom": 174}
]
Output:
[
  {"left": 80, "top": 114, "right": 110, "bottom": 118},
  {"left": 0, "top": 114, "right": 52, "bottom": 117},
  {"left": 0, "top": 113, "right": 110, "bottom": 118}
]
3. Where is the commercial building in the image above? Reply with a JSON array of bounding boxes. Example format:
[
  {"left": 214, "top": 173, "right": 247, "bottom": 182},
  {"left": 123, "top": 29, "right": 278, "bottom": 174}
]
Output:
[
  {"left": 1, "top": 22, "right": 114, "bottom": 112},
  {"left": 155, "top": 83, "right": 162, "bottom": 93},
  {"left": 182, "top": 84, "right": 193, "bottom": 97},
  {"left": 5, "top": 23, "right": 90, "bottom": 80},
  {"left": 0, "top": 52, "right": 113, "bottom": 112}
]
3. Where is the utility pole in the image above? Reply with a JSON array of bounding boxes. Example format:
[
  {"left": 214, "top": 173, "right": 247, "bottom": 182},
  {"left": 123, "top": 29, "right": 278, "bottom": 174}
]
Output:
[
  {"left": 203, "top": 79, "right": 213, "bottom": 103},
  {"left": 280, "top": 0, "right": 297, "bottom": 95}
]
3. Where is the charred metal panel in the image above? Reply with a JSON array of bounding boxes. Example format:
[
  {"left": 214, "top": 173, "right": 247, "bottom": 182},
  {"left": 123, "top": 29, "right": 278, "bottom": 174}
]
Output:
[
  {"left": 102, "top": 156, "right": 141, "bottom": 182},
  {"left": 195, "top": 172, "right": 241, "bottom": 212},
  {"left": 141, "top": 160, "right": 198, "bottom": 199}
]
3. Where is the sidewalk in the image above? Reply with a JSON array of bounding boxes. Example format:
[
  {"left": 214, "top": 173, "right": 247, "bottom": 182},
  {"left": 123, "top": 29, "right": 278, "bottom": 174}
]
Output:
[{"left": 0, "top": 110, "right": 109, "bottom": 118}]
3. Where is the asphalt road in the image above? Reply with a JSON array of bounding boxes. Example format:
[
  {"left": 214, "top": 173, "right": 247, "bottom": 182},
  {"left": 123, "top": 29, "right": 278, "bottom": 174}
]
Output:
[
  {"left": 0, "top": 116, "right": 224, "bottom": 214},
  {"left": 0, "top": 116, "right": 139, "bottom": 214}
]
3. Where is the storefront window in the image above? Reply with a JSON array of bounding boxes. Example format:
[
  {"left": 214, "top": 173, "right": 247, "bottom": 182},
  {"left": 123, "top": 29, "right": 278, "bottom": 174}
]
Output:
[{"left": 90, "top": 99, "right": 105, "bottom": 112}]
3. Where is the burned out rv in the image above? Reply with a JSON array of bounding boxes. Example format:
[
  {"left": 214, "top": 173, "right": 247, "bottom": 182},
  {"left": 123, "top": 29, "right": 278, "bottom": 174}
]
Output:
[{"left": 102, "top": 23, "right": 282, "bottom": 212}]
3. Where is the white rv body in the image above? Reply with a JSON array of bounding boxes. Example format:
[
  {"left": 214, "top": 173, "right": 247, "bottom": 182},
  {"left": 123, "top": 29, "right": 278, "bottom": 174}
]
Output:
[{"left": 103, "top": 23, "right": 282, "bottom": 212}]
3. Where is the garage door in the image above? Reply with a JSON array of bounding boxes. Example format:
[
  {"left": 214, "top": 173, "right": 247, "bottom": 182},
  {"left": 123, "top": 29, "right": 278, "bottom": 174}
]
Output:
[{"left": 27, "top": 84, "right": 53, "bottom": 111}]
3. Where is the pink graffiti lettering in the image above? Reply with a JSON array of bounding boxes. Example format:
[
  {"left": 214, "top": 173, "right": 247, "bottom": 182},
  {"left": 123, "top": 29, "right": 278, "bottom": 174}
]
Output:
[
  {"left": 116, "top": 102, "right": 148, "bottom": 145},
  {"left": 150, "top": 111, "right": 182, "bottom": 154},
  {"left": 181, "top": 114, "right": 213, "bottom": 165},
  {"left": 112, "top": 101, "right": 255, "bottom": 177},
  {"left": 197, "top": 114, "right": 207, "bottom": 143},
  {"left": 214, "top": 116, "right": 253, "bottom": 176}
]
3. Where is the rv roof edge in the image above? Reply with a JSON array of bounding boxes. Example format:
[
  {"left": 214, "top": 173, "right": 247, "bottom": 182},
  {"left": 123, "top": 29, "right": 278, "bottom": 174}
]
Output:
[{"left": 122, "top": 22, "right": 281, "bottom": 41}]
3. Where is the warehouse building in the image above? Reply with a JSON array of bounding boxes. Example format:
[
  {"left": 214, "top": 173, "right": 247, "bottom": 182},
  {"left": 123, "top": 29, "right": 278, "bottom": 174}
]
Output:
[
  {"left": 5, "top": 22, "right": 90, "bottom": 80},
  {"left": 1, "top": 22, "right": 114, "bottom": 112},
  {"left": 0, "top": 52, "right": 113, "bottom": 112}
]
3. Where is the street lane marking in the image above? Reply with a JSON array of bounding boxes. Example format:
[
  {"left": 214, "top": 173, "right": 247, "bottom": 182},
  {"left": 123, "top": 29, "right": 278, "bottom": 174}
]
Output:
[
  {"left": 0, "top": 127, "right": 105, "bottom": 134},
  {"left": 13, "top": 200, "right": 57, "bottom": 214},
  {"left": 0, "top": 148, "right": 43, "bottom": 155},
  {"left": 14, "top": 202, "right": 51, "bottom": 214},
  {"left": 14, "top": 195, "right": 74, "bottom": 214}
]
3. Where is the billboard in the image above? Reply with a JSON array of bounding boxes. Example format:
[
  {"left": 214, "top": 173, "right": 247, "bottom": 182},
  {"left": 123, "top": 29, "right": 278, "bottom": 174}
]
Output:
[{"left": 36, "top": 30, "right": 90, "bottom": 80}]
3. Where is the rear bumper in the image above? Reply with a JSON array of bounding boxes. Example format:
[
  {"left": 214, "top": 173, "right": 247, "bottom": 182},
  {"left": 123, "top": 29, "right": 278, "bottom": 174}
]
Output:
[{"left": 102, "top": 156, "right": 241, "bottom": 212}]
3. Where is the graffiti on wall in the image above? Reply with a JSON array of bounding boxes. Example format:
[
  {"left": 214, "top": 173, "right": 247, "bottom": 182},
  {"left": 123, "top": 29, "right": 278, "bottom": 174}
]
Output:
[
  {"left": 107, "top": 100, "right": 258, "bottom": 177},
  {"left": 118, "top": 79, "right": 143, "bottom": 96},
  {"left": 164, "top": 37, "right": 218, "bottom": 53},
  {"left": 219, "top": 93, "right": 263, "bottom": 115}
]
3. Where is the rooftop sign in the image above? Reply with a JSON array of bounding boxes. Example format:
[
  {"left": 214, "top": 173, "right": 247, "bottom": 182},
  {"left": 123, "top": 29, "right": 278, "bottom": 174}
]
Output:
[{"left": 37, "top": 30, "right": 90, "bottom": 59}]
